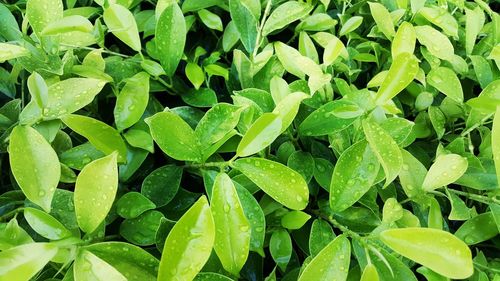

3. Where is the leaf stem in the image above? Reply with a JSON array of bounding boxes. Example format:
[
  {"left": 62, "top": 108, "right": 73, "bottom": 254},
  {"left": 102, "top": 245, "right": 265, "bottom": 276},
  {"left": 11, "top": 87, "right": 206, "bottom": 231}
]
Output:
[
  {"left": 447, "top": 189, "right": 500, "bottom": 205},
  {"left": 460, "top": 113, "right": 494, "bottom": 137},
  {"left": 59, "top": 43, "right": 131, "bottom": 58},
  {"left": 252, "top": 0, "right": 273, "bottom": 58},
  {"left": 0, "top": 207, "right": 24, "bottom": 222}
]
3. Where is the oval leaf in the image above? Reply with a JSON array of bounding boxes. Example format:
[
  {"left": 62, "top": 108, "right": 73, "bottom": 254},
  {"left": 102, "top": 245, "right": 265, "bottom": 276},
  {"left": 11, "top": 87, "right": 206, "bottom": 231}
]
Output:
[
  {"left": 156, "top": 2, "right": 186, "bottom": 76},
  {"left": 422, "top": 154, "right": 468, "bottom": 191}
]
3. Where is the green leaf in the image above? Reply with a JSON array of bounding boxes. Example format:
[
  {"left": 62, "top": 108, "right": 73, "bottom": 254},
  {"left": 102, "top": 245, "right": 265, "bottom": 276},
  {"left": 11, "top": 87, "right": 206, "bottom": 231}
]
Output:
[
  {"left": 270, "top": 229, "right": 292, "bottom": 271},
  {"left": 41, "top": 15, "right": 93, "bottom": 35},
  {"left": 309, "top": 219, "right": 335, "bottom": 257},
  {"left": 392, "top": 22, "right": 415, "bottom": 58},
  {"left": 236, "top": 112, "right": 282, "bottom": 157},
  {"left": 141, "top": 165, "right": 183, "bottom": 207},
  {"left": 194, "top": 273, "right": 234, "bottom": 281},
  {"left": 84, "top": 242, "right": 159, "bottom": 281},
  {"left": 454, "top": 212, "right": 499, "bottom": 245},
  {"left": 26, "top": 0, "right": 63, "bottom": 36},
  {"left": 74, "top": 249, "right": 127, "bottom": 281},
  {"left": 61, "top": 114, "right": 127, "bottom": 163},
  {"left": 427, "top": 67, "right": 463, "bottom": 103},
  {"left": 262, "top": 1, "right": 313, "bottom": 36},
  {"left": 299, "top": 100, "right": 359, "bottom": 136},
  {"left": 211, "top": 173, "right": 251, "bottom": 275},
  {"left": 361, "top": 264, "right": 379, "bottom": 281},
  {"left": 114, "top": 72, "right": 149, "bottom": 131},
  {"left": 229, "top": 0, "right": 257, "bottom": 53},
  {"left": 156, "top": 2, "right": 186, "bottom": 76},
  {"left": 24, "top": 207, "right": 72, "bottom": 240},
  {"left": 418, "top": 7, "right": 458, "bottom": 38},
  {"left": 234, "top": 183, "right": 265, "bottom": 256},
  {"left": 422, "top": 154, "right": 468, "bottom": 191},
  {"left": 375, "top": 52, "right": 419, "bottom": 105},
  {"left": 415, "top": 26, "right": 454, "bottom": 60},
  {"left": 323, "top": 35, "right": 347, "bottom": 65},
  {"left": 120, "top": 210, "right": 164, "bottom": 246},
  {"left": 0, "top": 3, "right": 21, "bottom": 41},
  {"left": 74, "top": 152, "right": 118, "bottom": 233},
  {"left": 158, "top": 196, "right": 215, "bottom": 281},
  {"left": 0, "top": 218, "right": 33, "bottom": 251},
  {"left": 298, "top": 235, "right": 351, "bottom": 281},
  {"left": 380, "top": 228, "right": 473, "bottom": 279},
  {"left": 362, "top": 119, "right": 403, "bottom": 187},
  {"left": 103, "top": 3, "right": 141, "bottom": 51},
  {"left": 233, "top": 158, "right": 309, "bottom": 210},
  {"left": 27, "top": 71, "right": 48, "bottom": 109},
  {"left": 339, "top": 16, "right": 363, "bottom": 37},
  {"left": 9, "top": 125, "right": 60, "bottom": 212},
  {"left": 465, "top": 6, "right": 485, "bottom": 55},
  {"left": 195, "top": 103, "right": 242, "bottom": 149},
  {"left": 0, "top": 43, "right": 29, "bottom": 62},
  {"left": 0, "top": 243, "right": 58, "bottom": 281},
  {"left": 43, "top": 78, "right": 107, "bottom": 120},
  {"left": 399, "top": 150, "right": 426, "bottom": 199},
  {"left": 493, "top": 107, "right": 500, "bottom": 189},
  {"left": 281, "top": 210, "right": 311, "bottom": 230},
  {"left": 198, "top": 9, "right": 223, "bottom": 31},
  {"left": 368, "top": 2, "right": 395, "bottom": 39},
  {"left": 330, "top": 140, "right": 380, "bottom": 211},
  {"left": 272, "top": 92, "right": 308, "bottom": 134},
  {"left": 185, "top": 62, "right": 205, "bottom": 89},
  {"left": 116, "top": 192, "right": 156, "bottom": 219},
  {"left": 145, "top": 111, "right": 202, "bottom": 162}
]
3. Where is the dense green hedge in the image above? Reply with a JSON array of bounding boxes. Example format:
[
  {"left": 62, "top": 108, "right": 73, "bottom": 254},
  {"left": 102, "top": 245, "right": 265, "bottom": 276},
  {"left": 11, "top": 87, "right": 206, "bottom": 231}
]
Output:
[{"left": 0, "top": 0, "right": 499, "bottom": 280}]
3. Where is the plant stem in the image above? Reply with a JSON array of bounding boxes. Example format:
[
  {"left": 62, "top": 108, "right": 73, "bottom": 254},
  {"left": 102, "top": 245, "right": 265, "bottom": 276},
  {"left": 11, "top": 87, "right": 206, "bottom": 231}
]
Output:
[
  {"left": 59, "top": 44, "right": 131, "bottom": 58},
  {"left": 460, "top": 113, "right": 494, "bottom": 137},
  {"left": 0, "top": 207, "right": 24, "bottom": 222},
  {"left": 448, "top": 189, "right": 500, "bottom": 205}
]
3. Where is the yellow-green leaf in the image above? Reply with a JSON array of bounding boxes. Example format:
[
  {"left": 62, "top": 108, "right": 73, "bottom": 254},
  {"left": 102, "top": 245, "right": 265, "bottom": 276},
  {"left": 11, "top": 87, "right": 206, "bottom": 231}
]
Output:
[
  {"left": 0, "top": 43, "right": 29, "bottom": 62},
  {"left": 211, "top": 173, "right": 251, "bottom": 275},
  {"left": 158, "top": 196, "right": 215, "bottom": 281},
  {"left": 103, "top": 3, "right": 141, "bottom": 51},
  {"left": 361, "top": 264, "right": 379, "bottom": 281},
  {"left": 298, "top": 235, "right": 351, "bottom": 281},
  {"left": 233, "top": 158, "right": 309, "bottom": 210},
  {"left": 262, "top": 1, "right": 313, "bottom": 36},
  {"left": 74, "top": 250, "right": 126, "bottom": 281},
  {"left": 493, "top": 107, "right": 500, "bottom": 189},
  {"left": 9, "top": 126, "right": 60, "bottom": 212},
  {"left": 422, "top": 154, "right": 468, "bottom": 191},
  {"left": 272, "top": 92, "right": 308, "bottom": 134},
  {"left": 392, "top": 22, "right": 415, "bottom": 58},
  {"left": 114, "top": 72, "right": 150, "bottom": 131},
  {"left": 61, "top": 114, "right": 127, "bottom": 163},
  {"left": 156, "top": 2, "right": 186, "bottom": 76},
  {"left": 375, "top": 52, "right": 419, "bottom": 104},
  {"left": 0, "top": 243, "right": 58, "bottom": 281},
  {"left": 415, "top": 25, "right": 454, "bottom": 60},
  {"left": 26, "top": 0, "right": 63, "bottom": 36},
  {"left": 75, "top": 152, "right": 118, "bottom": 233},
  {"left": 380, "top": 228, "right": 473, "bottom": 279},
  {"left": 427, "top": 67, "right": 463, "bottom": 103},
  {"left": 368, "top": 2, "right": 395, "bottom": 39},
  {"left": 24, "top": 207, "right": 72, "bottom": 240},
  {"left": 236, "top": 113, "right": 282, "bottom": 157}
]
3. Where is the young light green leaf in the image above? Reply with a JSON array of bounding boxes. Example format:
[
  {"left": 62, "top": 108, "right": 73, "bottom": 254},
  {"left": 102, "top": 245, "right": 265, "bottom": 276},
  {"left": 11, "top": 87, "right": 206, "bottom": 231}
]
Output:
[
  {"left": 299, "top": 31, "right": 319, "bottom": 63},
  {"left": 0, "top": 243, "right": 58, "bottom": 281},
  {"left": 26, "top": 0, "right": 63, "bottom": 35},
  {"left": 0, "top": 43, "right": 29, "bottom": 62},
  {"left": 43, "top": 78, "right": 107, "bottom": 120},
  {"left": 212, "top": 173, "right": 251, "bottom": 275},
  {"left": 281, "top": 210, "right": 311, "bottom": 230},
  {"left": 74, "top": 250, "right": 127, "bottom": 281},
  {"left": 234, "top": 183, "right": 265, "bottom": 255},
  {"left": 380, "top": 228, "right": 473, "bottom": 279},
  {"left": 236, "top": 113, "right": 282, "bottom": 157},
  {"left": 415, "top": 26, "right": 454, "bottom": 60},
  {"left": 427, "top": 67, "right": 463, "bottom": 103},
  {"left": 362, "top": 119, "right": 403, "bottom": 187},
  {"left": 465, "top": 6, "right": 485, "bottom": 55},
  {"left": 298, "top": 235, "right": 351, "bottom": 281},
  {"left": 368, "top": 2, "right": 395, "bottom": 39},
  {"left": 0, "top": 218, "right": 33, "bottom": 251},
  {"left": 274, "top": 41, "right": 320, "bottom": 80},
  {"left": 61, "top": 114, "right": 127, "bottom": 163},
  {"left": 158, "top": 196, "right": 215, "bottom": 281},
  {"left": 493, "top": 107, "right": 500, "bottom": 189},
  {"left": 299, "top": 100, "right": 359, "bottom": 136},
  {"left": 399, "top": 150, "right": 426, "bottom": 199},
  {"left": 41, "top": 15, "right": 93, "bottom": 35},
  {"left": 103, "top": 3, "right": 141, "bottom": 51},
  {"left": 272, "top": 92, "right": 308, "bottom": 134},
  {"left": 262, "top": 1, "right": 313, "bottom": 36},
  {"left": 270, "top": 229, "right": 292, "bottom": 271},
  {"left": 233, "top": 158, "right": 309, "bottom": 210},
  {"left": 114, "top": 72, "right": 150, "bottom": 131},
  {"left": 418, "top": 7, "right": 458, "bottom": 38},
  {"left": 361, "top": 264, "right": 379, "bottom": 281},
  {"left": 9, "top": 126, "right": 60, "bottom": 212},
  {"left": 330, "top": 140, "right": 380, "bottom": 211},
  {"left": 375, "top": 52, "right": 419, "bottom": 104},
  {"left": 229, "top": 0, "right": 258, "bottom": 53},
  {"left": 74, "top": 152, "right": 118, "bottom": 233},
  {"left": 198, "top": 9, "right": 223, "bottom": 31},
  {"left": 392, "top": 22, "right": 415, "bottom": 58},
  {"left": 24, "top": 207, "right": 72, "bottom": 240},
  {"left": 339, "top": 16, "right": 363, "bottom": 37},
  {"left": 323, "top": 35, "right": 347, "bottom": 65},
  {"left": 145, "top": 111, "right": 202, "bottom": 162},
  {"left": 422, "top": 154, "right": 468, "bottom": 191},
  {"left": 27, "top": 72, "right": 48, "bottom": 109},
  {"left": 185, "top": 62, "right": 205, "bottom": 89},
  {"left": 0, "top": 3, "right": 21, "bottom": 41},
  {"left": 156, "top": 2, "right": 186, "bottom": 76}
]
